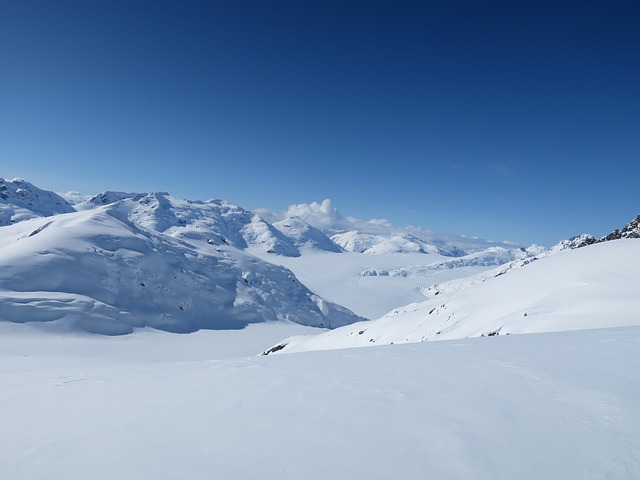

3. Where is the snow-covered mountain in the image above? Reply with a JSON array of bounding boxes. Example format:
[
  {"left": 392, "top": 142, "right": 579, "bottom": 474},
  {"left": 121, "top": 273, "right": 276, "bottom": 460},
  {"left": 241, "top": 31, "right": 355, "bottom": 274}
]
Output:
[
  {"left": 330, "top": 230, "right": 469, "bottom": 256},
  {"left": 0, "top": 187, "right": 362, "bottom": 334},
  {"left": 272, "top": 216, "right": 341, "bottom": 252},
  {"left": 266, "top": 233, "right": 640, "bottom": 354},
  {"left": 0, "top": 178, "right": 75, "bottom": 226},
  {"left": 360, "top": 246, "right": 540, "bottom": 277},
  {"left": 81, "top": 191, "right": 302, "bottom": 257},
  {"left": 257, "top": 198, "right": 520, "bottom": 255}
]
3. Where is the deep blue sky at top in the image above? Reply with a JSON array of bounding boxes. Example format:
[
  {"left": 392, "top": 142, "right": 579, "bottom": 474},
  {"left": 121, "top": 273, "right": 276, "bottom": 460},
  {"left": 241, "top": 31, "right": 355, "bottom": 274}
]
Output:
[{"left": 1, "top": 0, "right": 638, "bottom": 246}]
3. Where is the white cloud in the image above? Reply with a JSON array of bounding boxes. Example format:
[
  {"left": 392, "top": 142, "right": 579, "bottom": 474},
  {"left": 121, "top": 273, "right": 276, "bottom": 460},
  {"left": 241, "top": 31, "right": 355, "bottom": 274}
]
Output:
[
  {"left": 254, "top": 199, "right": 393, "bottom": 233},
  {"left": 58, "top": 191, "right": 90, "bottom": 204}
]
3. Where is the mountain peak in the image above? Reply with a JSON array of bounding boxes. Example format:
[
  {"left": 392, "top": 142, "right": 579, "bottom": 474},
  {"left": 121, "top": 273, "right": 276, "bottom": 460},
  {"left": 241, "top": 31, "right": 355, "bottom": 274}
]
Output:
[
  {"left": 0, "top": 177, "right": 75, "bottom": 225},
  {"left": 273, "top": 216, "right": 342, "bottom": 252},
  {"left": 87, "top": 191, "right": 144, "bottom": 205}
]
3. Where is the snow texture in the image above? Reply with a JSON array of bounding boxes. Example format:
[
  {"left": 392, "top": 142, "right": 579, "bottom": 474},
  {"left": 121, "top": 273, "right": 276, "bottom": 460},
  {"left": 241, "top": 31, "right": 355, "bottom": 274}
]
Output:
[{"left": 1, "top": 323, "right": 639, "bottom": 480}]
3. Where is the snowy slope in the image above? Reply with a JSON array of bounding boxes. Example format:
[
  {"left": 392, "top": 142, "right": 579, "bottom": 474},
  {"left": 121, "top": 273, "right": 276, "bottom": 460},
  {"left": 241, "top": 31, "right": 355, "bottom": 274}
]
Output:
[
  {"left": 0, "top": 205, "right": 361, "bottom": 334},
  {"left": 0, "top": 177, "right": 75, "bottom": 225},
  {"left": 2, "top": 324, "right": 639, "bottom": 480},
  {"left": 270, "top": 239, "right": 640, "bottom": 353}
]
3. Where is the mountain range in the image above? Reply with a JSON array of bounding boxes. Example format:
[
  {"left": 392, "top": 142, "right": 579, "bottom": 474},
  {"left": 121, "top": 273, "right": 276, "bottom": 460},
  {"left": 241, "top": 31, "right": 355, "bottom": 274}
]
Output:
[{"left": 1, "top": 177, "right": 637, "bottom": 343}]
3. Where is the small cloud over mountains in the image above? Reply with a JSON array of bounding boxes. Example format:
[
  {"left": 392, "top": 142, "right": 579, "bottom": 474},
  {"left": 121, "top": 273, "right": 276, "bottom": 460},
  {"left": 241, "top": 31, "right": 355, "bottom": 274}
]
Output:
[{"left": 255, "top": 199, "right": 392, "bottom": 233}]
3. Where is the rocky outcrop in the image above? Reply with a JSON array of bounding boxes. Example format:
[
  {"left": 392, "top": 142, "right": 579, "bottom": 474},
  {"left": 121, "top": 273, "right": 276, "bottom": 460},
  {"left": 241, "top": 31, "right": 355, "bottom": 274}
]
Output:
[{"left": 601, "top": 214, "right": 640, "bottom": 241}]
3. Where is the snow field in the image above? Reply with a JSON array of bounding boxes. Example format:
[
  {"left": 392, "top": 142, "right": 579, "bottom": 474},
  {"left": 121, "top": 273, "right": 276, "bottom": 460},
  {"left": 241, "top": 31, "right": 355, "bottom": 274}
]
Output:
[{"left": 1, "top": 325, "right": 639, "bottom": 480}]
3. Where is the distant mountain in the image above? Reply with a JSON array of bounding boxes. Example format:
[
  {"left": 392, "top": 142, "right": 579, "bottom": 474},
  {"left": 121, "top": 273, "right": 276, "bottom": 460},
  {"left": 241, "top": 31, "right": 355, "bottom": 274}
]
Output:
[
  {"left": 257, "top": 198, "right": 521, "bottom": 256},
  {"left": 272, "top": 216, "right": 341, "bottom": 252},
  {"left": 331, "top": 231, "right": 453, "bottom": 255},
  {"left": 0, "top": 178, "right": 75, "bottom": 226},
  {"left": 360, "top": 246, "right": 540, "bottom": 277}
]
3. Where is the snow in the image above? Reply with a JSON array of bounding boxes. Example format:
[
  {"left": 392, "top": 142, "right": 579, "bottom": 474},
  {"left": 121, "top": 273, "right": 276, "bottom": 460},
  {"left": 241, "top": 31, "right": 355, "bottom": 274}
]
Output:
[
  {"left": 256, "top": 198, "right": 521, "bottom": 254},
  {"left": 1, "top": 324, "right": 639, "bottom": 479},
  {"left": 1, "top": 179, "right": 639, "bottom": 479},
  {"left": 0, "top": 204, "right": 361, "bottom": 333},
  {"left": 361, "top": 246, "right": 534, "bottom": 276},
  {"left": 272, "top": 239, "right": 640, "bottom": 353},
  {"left": 1, "top": 181, "right": 531, "bottom": 327},
  {"left": 273, "top": 216, "right": 342, "bottom": 252},
  {"left": 249, "top": 245, "right": 542, "bottom": 320},
  {"left": 0, "top": 178, "right": 75, "bottom": 225}
]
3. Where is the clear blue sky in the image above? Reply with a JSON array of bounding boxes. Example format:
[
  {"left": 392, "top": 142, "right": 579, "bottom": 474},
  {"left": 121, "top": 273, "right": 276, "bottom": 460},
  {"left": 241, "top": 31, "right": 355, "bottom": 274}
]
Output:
[{"left": 1, "top": 0, "right": 638, "bottom": 246}]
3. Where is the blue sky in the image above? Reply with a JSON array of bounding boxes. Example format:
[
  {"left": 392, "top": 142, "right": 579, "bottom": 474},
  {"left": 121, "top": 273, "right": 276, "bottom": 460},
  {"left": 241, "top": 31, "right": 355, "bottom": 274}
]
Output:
[{"left": 1, "top": 1, "right": 638, "bottom": 246}]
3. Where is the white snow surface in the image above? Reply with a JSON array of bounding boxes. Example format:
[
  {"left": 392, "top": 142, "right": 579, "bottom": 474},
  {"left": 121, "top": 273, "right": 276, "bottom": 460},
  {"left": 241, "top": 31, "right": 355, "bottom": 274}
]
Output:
[
  {"left": 1, "top": 323, "right": 639, "bottom": 479},
  {"left": 273, "top": 239, "right": 640, "bottom": 353}
]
